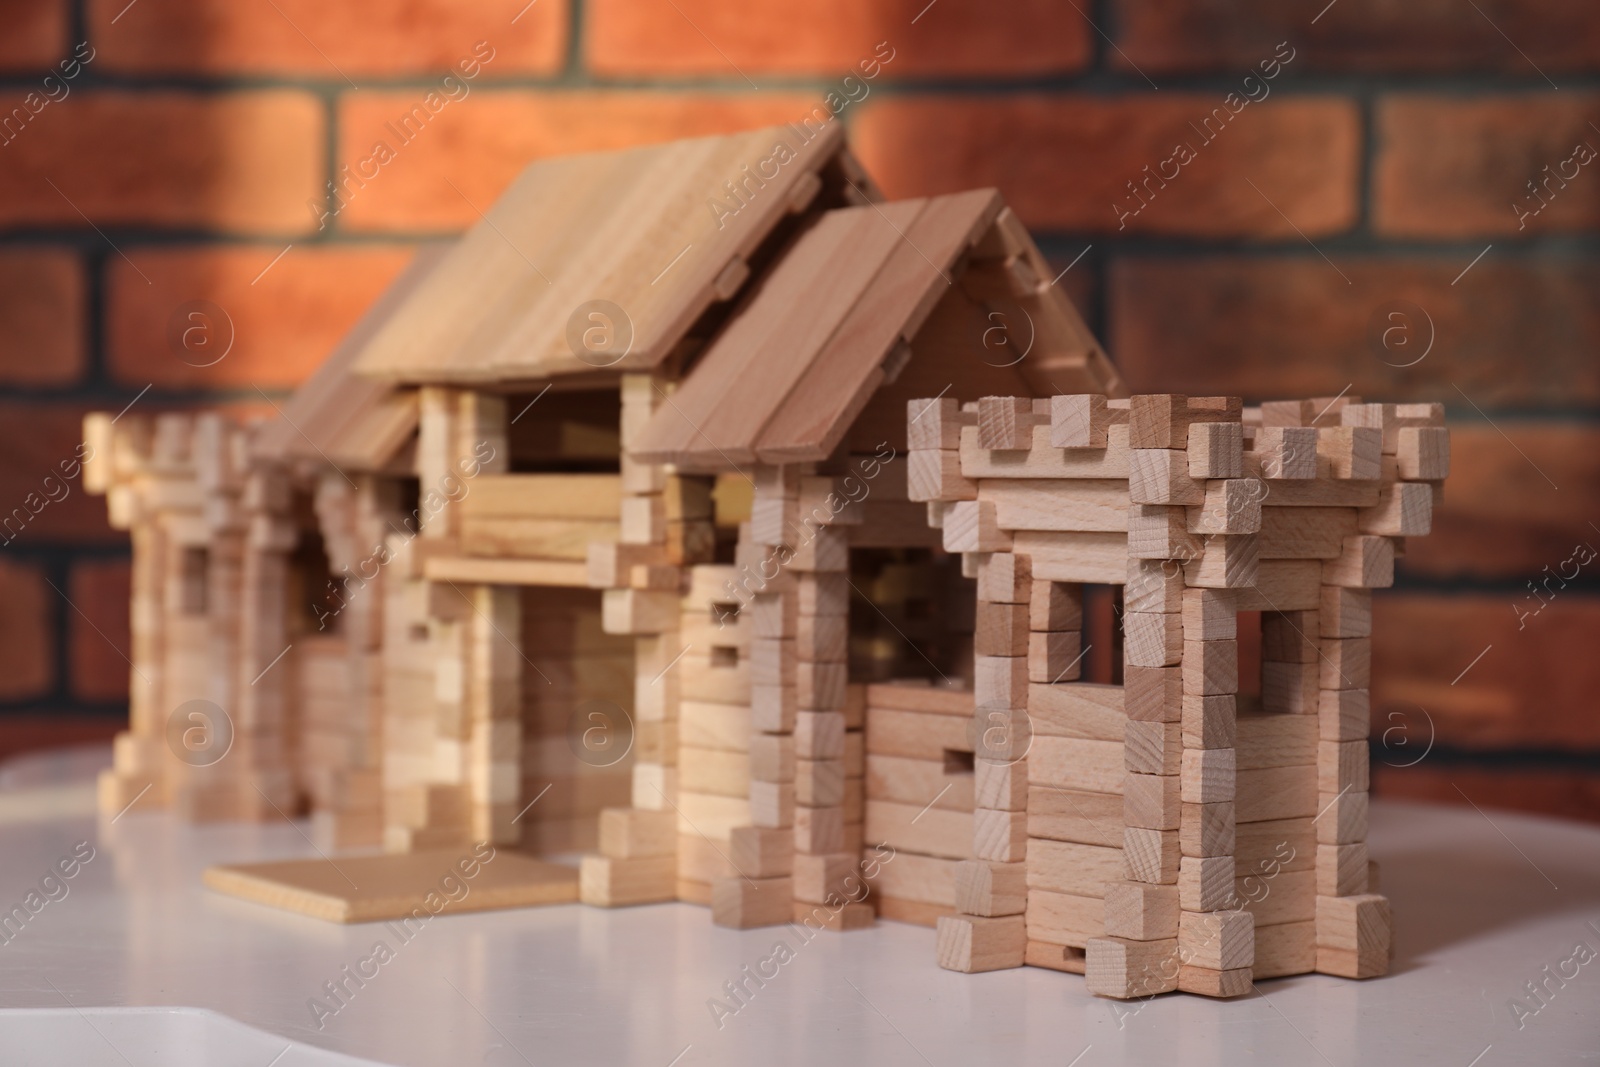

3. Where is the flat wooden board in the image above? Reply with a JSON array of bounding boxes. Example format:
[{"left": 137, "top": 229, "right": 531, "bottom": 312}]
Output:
[{"left": 203, "top": 849, "right": 578, "bottom": 923}]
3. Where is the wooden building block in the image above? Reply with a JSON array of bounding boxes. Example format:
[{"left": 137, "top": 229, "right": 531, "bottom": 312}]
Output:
[
  {"left": 974, "top": 808, "right": 1028, "bottom": 862},
  {"left": 1124, "top": 827, "right": 1180, "bottom": 884},
  {"left": 1125, "top": 666, "right": 1183, "bottom": 723},
  {"left": 1319, "top": 587, "right": 1372, "bottom": 638},
  {"left": 1128, "top": 504, "right": 1203, "bottom": 561},
  {"left": 1188, "top": 479, "right": 1262, "bottom": 536},
  {"left": 1126, "top": 559, "right": 1183, "bottom": 613},
  {"left": 1085, "top": 936, "right": 1180, "bottom": 998},
  {"left": 1262, "top": 611, "right": 1319, "bottom": 662},
  {"left": 1315, "top": 893, "right": 1391, "bottom": 978},
  {"left": 936, "top": 914, "right": 1026, "bottom": 973},
  {"left": 1030, "top": 580, "right": 1084, "bottom": 631},
  {"left": 1317, "top": 427, "right": 1382, "bottom": 480},
  {"left": 1182, "top": 640, "right": 1238, "bottom": 696},
  {"left": 975, "top": 655, "right": 1028, "bottom": 711},
  {"left": 1323, "top": 536, "right": 1394, "bottom": 589},
  {"left": 1253, "top": 919, "right": 1317, "bottom": 979},
  {"left": 795, "top": 758, "right": 845, "bottom": 806},
  {"left": 795, "top": 712, "right": 845, "bottom": 759},
  {"left": 954, "top": 859, "right": 1027, "bottom": 917},
  {"left": 794, "top": 805, "right": 844, "bottom": 853},
  {"left": 1130, "top": 449, "right": 1205, "bottom": 505},
  {"left": 749, "top": 733, "right": 796, "bottom": 783},
  {"left": 1181, "top": 802, "right": 1235, "bottom": 858},
  {"left": 1315, "top": 790, "right": 1368, "bottom": 845},
  {"left": 1188, "top": 422, "right": 1243, "bottom": 480},
  {"left": 1256, "top": 426, "right": 1318, "bottom": 480},
  {"left": 976, "top": 552, "right": 1031, "bottom": 604},
  {"left": 1178, "top": 965, "right": 1252, "bottom": 998},
  {"left": 906, "top": 397, "right": 967, "bottom": 451},
  {"left": 1396, "top": 426, "right": 1449, "bottom": 480},
  {"left": 1183, "top": 534, "right": 1259, "bottom": 589},
  {"left": 1125, "top": 721, "right": 1182, "bottom": 776},
  {"left": 1359, "top": 481, "right": 1432, "bottom": 537},
  {"left": 712, "top": 875, "right": 793, "bottom": 929},
  {"left": 1124, "top": 772, "right": 1180, "bottom": 831},
  {"left": 602, "top": 589, "right": 679, "bottom": 634},
  {"left": 1028, "top": 630, "right": 1084, "bottom": 683},
  {"left": 978, "top": 396, "right": 1036, "bottom": 450},
  {"left": 943, "top": 500, "right": 1012, "bottom": 554},
  {"left": 1178, "top": 908, "right": 1254, "bottom": 970},
  {"left": 1125, "top": 611, "right": 1182, "bottom": 668},
  {"left": 1316, "top": 842, "right": 1369, "bottom": 896},
  {"left": 1179, "top": 856, "right": 1236, "bottom": 912},
  {"left": 1181, "top": 749, "right": 1235, "bottom": 805},
  {"left": 795, "top": 611, "right": 848, "bottom": 662},
  {"left": 976, "top": 600, "right": 1029, "bottom": 656},
  {"left": 1182, "top": 694, "right": 1237, "bottom": 750},
  {"left": 1317, "top": 740, "right": 1369, "bottom": 794},
  {"left": 1318, "top": 638, "right": 1371, "bottom": 690},
  {"left": 1051, "top": 394, "right": 1109, "bottom": 448},
  {"left": 792, "top": 852, "right": 858, "bottom": 903},
  {"left": 1261, "top": 662, "right": 1319, "bottom": 714},
  {"left": 730, "top": 825, "right": 794, "bottom": 878},
  {"left": 1181, "top": 588, "right": 1236, "bottom": 642},
  {"left": 975, "top": 757, "right": 1028, "bottom": 812},
  {"left": 798, "top": 572, "right": 849, "bottom": 616},
  {"left": 750, "top": 781, "right": 795, "bottom": 828},
  {"left": 579, "top": 854, "right": 676, "bottom": 907},
  {"left": 797, "top": 661, "right": 848, "bottom": 710},
  {"left": 1103, "top": 880, "right": 1180, "bottom": 940},
  {"left": 599, "top": 808, "right": 676, "bottom": 859}
]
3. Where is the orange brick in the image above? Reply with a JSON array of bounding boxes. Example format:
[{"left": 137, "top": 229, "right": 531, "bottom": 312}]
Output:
[
  {"left": 587, "top": 0, "right": 1087, "bottom": 77},
  {"left": 0, "top": 0, "right": 66, "bottom": 70},
  {"left": 1376, "top": 95, "right": 1600, "bottom": 238},
  {"left": 1117, "top": 0, "right": 1600, "bottom": 75},
  {"left": 69, "top": 559, "right": 132, "bottom": 703},
  {"left": 106, "top": 245, "right": 414, "bottom": 389},
  {"left": 853, "top": 95, "right": 1359, "bottom": 236},
  {"left": 1374, "top": 763, "right": 1600, "bottom": 830},
  {"left": 1110, "top": 257, "right": 1600, "bottom": 408},
  {"left": 89, "top": 0, "right": 564, "bottom": 77},
  {"left": 0, "top": 249, "right": 83, "bottom": 385},
  {"left": 0, "top": 91, "right": 323, "bottom": 233},
  {"left": 335, "top": 92, "right": 822, "bottom": 231},
  {"left": 0, "top": 405, "right": 118, "bottom": 545},
  {"left": 0, "top": 558, "right": 52, "bottom": 701},
  {"left": 1374, "top": 594, "right": 1600, "bottom": 750}
]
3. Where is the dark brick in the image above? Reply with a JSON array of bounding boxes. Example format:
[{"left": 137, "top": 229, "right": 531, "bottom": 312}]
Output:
[
  {"left": 1374, "top": 764, "right": 1600, "bottom": 828},
  {"left": 0, "top": 0, "right": 66, "bottom": 70},
  {"left": 1109, "top": 256, "right": 1600, "bottom": 408},
  {"left": 0, "top": 248, "right": 84, "bottom": 386},
  {"left": 69, "top": 559, "right": 131, "bottom": 704},
  {"left": 853, "top": 95, "right": 1359, "bottom": 236},
  {"left": 0, "top": 405, "right": 118, "bottom": 546},
  {"left": 0, "top": 559, "right": 52, "bottom": 701},
  {"left": 587, "top": 0, "right": 1087, "bottom": 77}
]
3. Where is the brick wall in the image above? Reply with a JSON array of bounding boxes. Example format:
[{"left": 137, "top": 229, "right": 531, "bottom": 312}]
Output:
[{"left": 1, "top": 0, "right": 1595, "bottom": 822}]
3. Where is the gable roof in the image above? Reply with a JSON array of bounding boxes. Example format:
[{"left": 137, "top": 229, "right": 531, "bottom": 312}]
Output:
[
  {"left": 353, "top": 123, "right": 848, "bottom": 385},
  {"left": 254, "top": 243, "right": 447, "bottom": 472},
  {"left": 629, "top": 190, "right": 1124, "bottom": 469}
]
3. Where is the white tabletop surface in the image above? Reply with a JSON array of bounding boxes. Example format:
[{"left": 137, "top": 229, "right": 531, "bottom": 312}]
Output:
[{"left": 0, "top": 758, "right": 1596, "bottom": 1066}]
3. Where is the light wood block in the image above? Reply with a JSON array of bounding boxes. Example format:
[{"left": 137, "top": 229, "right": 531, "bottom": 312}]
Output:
[
  {"left": 1255, "top": 426, "right": 1318, "bottom": 479},
  {"left": 1317, "top": 426, "right": 1382, "bottom": 480},
  {"left": 1182, "top": 588, "right": 1237, "bottom": 641},
  {"left": 975, "top": 655, "right": 1028, "bottom": 711},
  {"left": 1124, "top": 773, "right": 1180, "bottom": 831},
  {"left": 1319, "top": 586, "right": 1372, "bottom": 638},
  {"left": 599, "top": 808, "right": 676, "bottom": 859},
  {"left": 1126, "top": 558, "right": 1184, "bottom": 613},
  {"left": 936, "top": 914, "right": 1026, "bottom": 973},
  {"left": 975, "top": 757, "right": 1027, "bottom": 812},
  {"left": 974, "top": 808, "right": 1028, "bottom": 862},
  {"left": 1316, "top": 842, "right": 1369, "bottom": 896},
  {"left": 1124, "top": 827, "right": 1180, "bottom": 884},
  {"left": 1253, "top": 918, "right": 1317, "bottom": 978},
  {"left": 1181, "top": 748, "right": 1236, "bottom": 804},
  {"left": 1315, "top": 893, "right": 1391, "bottom": 978},
  {"left": 1316, "top": 790, "right": 1368, "bottom": 845},
  {"left": 1180, "top": 802, "right": 1235, "bottom": 858},
  {"left": 1323, "top": 535, "right": 1394, "bottom": 589},
  {"left": 954, "top": 859, "right": 1027, "bottom": 917},
  {"left": 793, "top": 851, "right": 858, "bottom": 903},
  {"left": 1085, "top": 936, "right": 1179, "bottom": 998},
  {"left": 943, "top": 500, "right": 1012, "bottom": 553},
  {"left": 1051, "top": 394, "right": 1109, "bottom": 448},
  {"left": 1124, "top": 611, "right": 1182, "bottom": 668},
  {"left": 578, "top": 853, "right": 675, "bottom": 907},
  {"left": 1396, "top": 425, "right": 1449, "bottom": 480},
  {"left": 1130, "top": 449, "right": 1205, "bottom": 505},
  {"left": 1318, "top": 740, "right": 1369, "bottom": 794},
  {"left": 976, "top": 600, "right": 1028, "bottom": 656},
  {"left": 1182, "top": 694, "right": 1237, "bottom": 750},
  {"left": 1318, "top": 637, "right": 1371, "bottom": 691},
  {"left": 750, "top": 781, "right": 795, "bottom": 828},
  {"left": 1103, "top": 880, "right": 1179, "bottom": 940},
  {"left": 749, "top": 733, "right": 796, "bottom": 783},
  {"left": 1028, "top": 630, "right": 1084, "bottom": 683},
  {"left": 712, "top": 875, "right": 793, "bottom": 929},
  {"left": 1125, "top": 666, "right": 1182, "bottom": 722},
  {"left": 1024, "top": 889, "right": 1105, "bottom": 948},
  {"left": 1125, "top": 721, "right": 1181, "bottom": 776},
  {"left": 1179, "top": 856, "right": 1235, "bottom": 912},
  {"left": 976, "top": 551, "right": 1032, "bottom": 604},
  {"left": 1188, "top": 421, "right": 1243, "bottom": 479},
  {"left": 1182, "top": 639, "right": 1238, "bottom": 696},
  {"left": 1318, "top": 688, "right": 1369, "bottom": 742},
  {"left": 1178, "top": 965, "right": 1252, "bottom": 998},
  {"left": 1178, "top": 908, "right": 1254, "bottom": 970},
  {"left": 794, "top": 805, "right": 844, "bottom": 854},
  {"left": 1030, "top": 579, "right": 1084, "bottom": 631},
  {"left": 729, "top": 825, "right": 794, "bottom": 877}
]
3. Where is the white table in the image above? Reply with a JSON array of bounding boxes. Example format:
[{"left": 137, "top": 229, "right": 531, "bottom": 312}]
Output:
[{"left": 0, "top": 760, "right": 1596, "bottom": 1066}]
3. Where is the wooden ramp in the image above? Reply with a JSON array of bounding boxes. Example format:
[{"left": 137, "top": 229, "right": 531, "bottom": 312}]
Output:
[{"left": 204, "top": 848, "right": 578, "bottom": 923}]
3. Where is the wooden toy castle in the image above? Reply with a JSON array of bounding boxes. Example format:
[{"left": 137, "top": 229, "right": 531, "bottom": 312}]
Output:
[{"left": 83, "top": 124, "right": 1446, "bottom": 998}]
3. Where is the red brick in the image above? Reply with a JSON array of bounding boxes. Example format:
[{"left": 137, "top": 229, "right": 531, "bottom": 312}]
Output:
[
  {"left": 1373, "top": 765, "right": 1600, "bottom": 828},
  {"left": 0, "top": 248, "right": 83, "bottom": 386},
  {"left": 0, "top": 558, "right": 52, "bottom": 700},
  {"left": 0, "top": 0, "right": 66, "bottom": 70},
  {"left": 1117, "top": 0, "right": 1600, "bottom": 75},
  {"left": 587, "top": 0, "right": 1086, "bottom": 77},
  {"left": 335, "top": 92, "right": 820, "bottom": 231},
  {"left": 0, "top": 405, "right": 118, "bottom": 546},
  {"left": 89, "top": 0, "right": 563, "bottom": 77},
  {"left": 1376, "top": 94, "right": 1600, "bottom": 238},
  {"left": 1109, "top": 256, "right": 1600, "bottom": 408},
  {"left": 853, "top": 96, "right": 1359, "bottom": 236},
  {"left": 69, "top": 559, "right": 131, "bottom": 704},
  {"left": 1373, "top": 594, "right": 1600, "bottom": 749},
  {"left": 106, "top": 245, "right": 414, "bottom": 389},
  {"left": 0, "top": 91, "right": 323, "bottom": 234},
  {"left": 0, "top": 715, "right": 122, "bottom": 764},
  {"left": 1406, "top": 424, "right": 1600, "bottom": 581}
]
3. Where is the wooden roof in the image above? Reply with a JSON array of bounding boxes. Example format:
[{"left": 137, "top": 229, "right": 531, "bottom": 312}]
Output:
[
  {"left": 629, "top": 191, "right": 1124, "bottom": 469},
  {"left": 353, "top": 124, "right": 847, "bottom": 385},
  {"left": 254, "top": 244, "right": 447, "bottom": 472}
]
